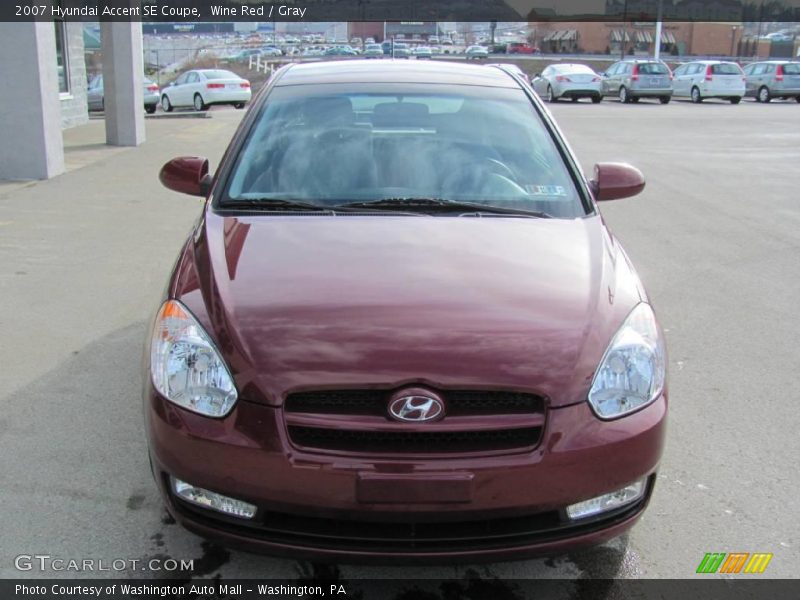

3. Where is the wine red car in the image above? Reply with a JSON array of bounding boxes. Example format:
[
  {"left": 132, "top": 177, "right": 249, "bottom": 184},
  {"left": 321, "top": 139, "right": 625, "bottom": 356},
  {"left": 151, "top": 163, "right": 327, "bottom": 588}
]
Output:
[{"left": 145, "top": 60, "right": 667, "bottom": 562}]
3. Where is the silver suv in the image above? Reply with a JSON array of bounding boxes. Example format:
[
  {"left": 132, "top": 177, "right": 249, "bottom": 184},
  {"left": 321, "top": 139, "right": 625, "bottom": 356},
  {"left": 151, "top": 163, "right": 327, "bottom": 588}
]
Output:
[
  {"left": 743, "top": 61, "right": 800, "bottom": 103},
  {"left": 601, "top": 60, "right": 673, "bottom": 104}
]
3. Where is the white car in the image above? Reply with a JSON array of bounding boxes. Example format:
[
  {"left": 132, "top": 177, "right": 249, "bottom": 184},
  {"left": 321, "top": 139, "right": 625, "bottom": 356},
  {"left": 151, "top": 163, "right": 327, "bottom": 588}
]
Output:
[
  {"left": 160, "top": 69, "right": 251, "bottom": 112},
  {"left": 672, "top": 60, "right": 746, "bottom": 104}
]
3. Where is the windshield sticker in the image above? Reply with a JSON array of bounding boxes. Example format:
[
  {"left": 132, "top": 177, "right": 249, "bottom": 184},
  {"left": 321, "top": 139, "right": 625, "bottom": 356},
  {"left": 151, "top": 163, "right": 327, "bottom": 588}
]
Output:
[{"left": 526, "top": 185, "right": 567, "bottom": 197}]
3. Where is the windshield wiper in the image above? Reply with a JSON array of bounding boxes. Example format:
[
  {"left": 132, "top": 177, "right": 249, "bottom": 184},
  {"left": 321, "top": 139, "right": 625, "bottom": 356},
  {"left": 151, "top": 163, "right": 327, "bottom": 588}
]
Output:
[
  {"left": 335, "top": 198, "right": 552, "bottom": 218},
  {"left": 219, "top": 198, "right": 333, "bottom": 212}
]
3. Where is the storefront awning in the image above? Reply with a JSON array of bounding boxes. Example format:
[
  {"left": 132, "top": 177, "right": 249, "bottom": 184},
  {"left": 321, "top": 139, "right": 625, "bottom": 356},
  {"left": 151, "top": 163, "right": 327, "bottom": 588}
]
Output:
[
  {"left": 660, "top": 31, "right": 676, "bottom": 44},
  {"left": 543, "top": 29, "right": 577, "bottom": 42},
  {"left": 611, "top": 29, "right": 632, "bottom": 43}
]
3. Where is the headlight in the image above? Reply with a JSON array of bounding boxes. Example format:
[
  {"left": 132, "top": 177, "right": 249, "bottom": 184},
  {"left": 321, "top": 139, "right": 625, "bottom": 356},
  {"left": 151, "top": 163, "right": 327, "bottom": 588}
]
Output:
[
  {"left": 588, "top": 303, "right": 666, "bottom": 419},
  {"left": 150, "top": 300, "right": 238, "bottom": 417}
]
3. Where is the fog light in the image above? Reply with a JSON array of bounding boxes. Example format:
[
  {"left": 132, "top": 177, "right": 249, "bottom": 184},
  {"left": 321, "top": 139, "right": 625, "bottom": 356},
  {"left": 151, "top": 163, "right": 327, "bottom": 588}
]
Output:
[
  {"left": 171, "top": 477, "right": 256, "bottom": 519},
  {"left": 566, "top": 479, "right": 646, "bottom": 520}
]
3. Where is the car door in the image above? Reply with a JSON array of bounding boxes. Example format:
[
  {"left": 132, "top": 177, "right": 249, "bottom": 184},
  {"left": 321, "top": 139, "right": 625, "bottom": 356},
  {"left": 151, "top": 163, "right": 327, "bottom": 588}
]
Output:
[
  {"left": 602, "top": 63, "right": 619, "bottom": 94},
  {"left": 671, "top": 64, "right": 688, "bottom": 96},
  {"left": 758, "top": 64, "right": 774, "bottom": 93},
  {"left": 676, "top": 63, "right": 696, "bottom": 96},
  {"left": 687, "top": 63, "right": 704, "bottom": 93},
  {"left": 742, "top": 63, "right": 757, "bottom": 96},
  {"left": 182, "top": 72, "right": 201, "bottom": 106},
  {"left": 168, "top": 72, "right": 189, "bottom": 105},
  {"left": 532, "top": 67, "right": 550, "bottom": 95}
]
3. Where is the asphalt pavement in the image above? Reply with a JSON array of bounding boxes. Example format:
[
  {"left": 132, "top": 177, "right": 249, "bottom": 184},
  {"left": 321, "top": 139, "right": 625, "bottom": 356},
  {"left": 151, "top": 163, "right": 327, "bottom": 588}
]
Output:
[{"left": 1, "top": 98, "right": 798, "bottom": 589}]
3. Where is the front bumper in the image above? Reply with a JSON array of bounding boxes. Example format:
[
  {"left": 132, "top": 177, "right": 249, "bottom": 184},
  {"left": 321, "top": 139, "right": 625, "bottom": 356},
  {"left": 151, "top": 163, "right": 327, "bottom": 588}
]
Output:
[{"left": 145, "top": 385, "right": 666, "bottom": 562}]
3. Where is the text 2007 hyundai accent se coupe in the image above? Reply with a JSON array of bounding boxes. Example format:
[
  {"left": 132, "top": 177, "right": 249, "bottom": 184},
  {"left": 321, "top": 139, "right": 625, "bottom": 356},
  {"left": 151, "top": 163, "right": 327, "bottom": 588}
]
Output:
[{"left": 145, "top": 60, "right": 667, "bottom": 562}]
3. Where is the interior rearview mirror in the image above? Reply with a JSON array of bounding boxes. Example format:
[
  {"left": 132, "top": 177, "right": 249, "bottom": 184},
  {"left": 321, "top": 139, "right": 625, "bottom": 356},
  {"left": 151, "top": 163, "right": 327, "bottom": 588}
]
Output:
[
  {"left": 589, "top": 162, "right": 645, "bottom": 201},
  {"left": 159, "top": 156, "right": 212, "bottom": 197}
]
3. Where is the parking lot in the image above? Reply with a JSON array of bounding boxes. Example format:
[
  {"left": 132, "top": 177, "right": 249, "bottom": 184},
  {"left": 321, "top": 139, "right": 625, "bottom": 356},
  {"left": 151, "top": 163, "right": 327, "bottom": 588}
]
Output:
[{"left": 1, "top": 98, "right": 798, "bottom": 586}]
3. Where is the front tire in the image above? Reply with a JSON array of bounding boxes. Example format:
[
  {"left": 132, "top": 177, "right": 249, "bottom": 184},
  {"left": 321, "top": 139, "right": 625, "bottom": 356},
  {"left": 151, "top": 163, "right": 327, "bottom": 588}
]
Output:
[
  {"left": 730, "top": 97, "right": 742, "bottom": 104},
  {"left": 619, "top": 86, "right": 631, "bottom": 104},
  {"left": 758, "top": 86, "right": 771, "bottom": 103},
  {"left": 659, "top": 96, "right": 671, "bottom": 104},
  {"left": 161, "top": 95, "right": 173, "bottom": 113},
  {"left": 691, "top": 86, "right": 703, "bottom": 103},
  {"left": 193, "top": 93, "right": 207, "bottom": 112},
  {"left": 234, "top": 102, "right": 246, "bottom": 110}
]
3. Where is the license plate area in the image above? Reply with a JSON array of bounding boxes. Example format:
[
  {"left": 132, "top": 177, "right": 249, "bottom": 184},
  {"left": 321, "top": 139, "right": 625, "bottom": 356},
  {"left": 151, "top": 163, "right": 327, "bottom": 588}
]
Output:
[{"left": 357, "top": 472, "right": 474, "bottom": 504}]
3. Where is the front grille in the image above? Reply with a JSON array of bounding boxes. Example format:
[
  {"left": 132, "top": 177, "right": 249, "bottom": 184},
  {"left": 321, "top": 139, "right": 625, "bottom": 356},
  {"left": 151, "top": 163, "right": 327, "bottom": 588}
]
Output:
[
  {"left": 285, "top": 389, "right": 543, "bottom": 417},
  {"left": 284, "top": 388, "right": 546, "bottom": 456},
  {"left": 289, "top": 425, "right": 542, "bottom": 454}
]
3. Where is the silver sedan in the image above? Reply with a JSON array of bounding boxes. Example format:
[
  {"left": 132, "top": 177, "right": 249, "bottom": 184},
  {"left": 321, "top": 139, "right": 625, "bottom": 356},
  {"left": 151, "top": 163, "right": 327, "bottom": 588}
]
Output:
[
  {"left": 531, "top": 63, "right": 603, "bottom": 103},
  {"left": 87, "top": 75, "right": 160, "bottom": 114}
]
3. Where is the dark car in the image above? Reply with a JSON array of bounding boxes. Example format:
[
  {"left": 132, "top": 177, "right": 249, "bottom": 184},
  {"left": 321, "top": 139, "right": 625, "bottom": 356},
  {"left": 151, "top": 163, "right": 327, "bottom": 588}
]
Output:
[{"left": 147, "top": 60, "right": 667, "bottom": 562}]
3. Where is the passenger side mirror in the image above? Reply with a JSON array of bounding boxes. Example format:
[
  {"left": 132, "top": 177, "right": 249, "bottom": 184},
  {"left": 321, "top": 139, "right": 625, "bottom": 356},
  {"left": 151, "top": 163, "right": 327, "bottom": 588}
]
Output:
[
  {"left": 159, "top": 156, "right": 212, "bottom": 197},
  {"left": 589, "top": 162, "right": 645, "bottom": 201}
]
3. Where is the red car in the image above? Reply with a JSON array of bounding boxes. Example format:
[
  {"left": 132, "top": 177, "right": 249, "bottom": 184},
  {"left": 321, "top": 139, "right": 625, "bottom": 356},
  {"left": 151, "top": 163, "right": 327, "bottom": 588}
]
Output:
[
  {"left": 146, "top": 60, "right": 667, "bottom": 562},
  {"left": 507, "top": 42, "right": 537, "bottom": 54}
]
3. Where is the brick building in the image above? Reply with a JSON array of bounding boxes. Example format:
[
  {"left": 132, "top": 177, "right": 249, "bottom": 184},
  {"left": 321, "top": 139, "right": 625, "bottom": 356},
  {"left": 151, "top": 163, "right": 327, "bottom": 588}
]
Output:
[{"left": 533, "top": 22, "right": 745, "bottom": 57}]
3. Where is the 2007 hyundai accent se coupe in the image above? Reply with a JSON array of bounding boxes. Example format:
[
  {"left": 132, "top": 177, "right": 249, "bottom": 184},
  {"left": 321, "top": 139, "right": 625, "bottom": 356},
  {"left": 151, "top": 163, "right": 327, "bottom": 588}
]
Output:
[{"left": 145, "top": 60, "right": 667, "bottom": 562}]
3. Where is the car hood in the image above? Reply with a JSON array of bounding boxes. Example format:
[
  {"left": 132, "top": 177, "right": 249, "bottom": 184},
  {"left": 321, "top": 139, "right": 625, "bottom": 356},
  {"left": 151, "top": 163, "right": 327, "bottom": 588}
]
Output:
[{"left": 173, "top": 212, "right": 645, "bottom": 408}]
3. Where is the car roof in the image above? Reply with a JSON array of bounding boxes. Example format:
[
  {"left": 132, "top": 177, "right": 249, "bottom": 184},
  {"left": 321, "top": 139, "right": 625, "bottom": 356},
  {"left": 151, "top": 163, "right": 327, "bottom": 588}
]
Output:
[{"left": 274, "top": 59, "right": 520, "bottom": 88}]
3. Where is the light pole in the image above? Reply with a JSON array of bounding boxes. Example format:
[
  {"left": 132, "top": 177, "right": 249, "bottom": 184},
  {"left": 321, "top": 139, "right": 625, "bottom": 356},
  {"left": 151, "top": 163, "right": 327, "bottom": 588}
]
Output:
[
  {"left": 654, "top": 0, "right": 663, "bottom": 61},
  {"left": 621, "top": 0, "right": 628, "bottom": 60}
]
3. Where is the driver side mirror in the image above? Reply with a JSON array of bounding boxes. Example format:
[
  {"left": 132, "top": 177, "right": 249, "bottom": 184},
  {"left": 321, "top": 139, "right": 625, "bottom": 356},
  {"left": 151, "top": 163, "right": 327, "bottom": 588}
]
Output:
[
  {"left": 159, "top": 156, "right": 212, "bottom": 197},
  {"left": 589, "top": 162, "right": 645, "bottom": 201}
]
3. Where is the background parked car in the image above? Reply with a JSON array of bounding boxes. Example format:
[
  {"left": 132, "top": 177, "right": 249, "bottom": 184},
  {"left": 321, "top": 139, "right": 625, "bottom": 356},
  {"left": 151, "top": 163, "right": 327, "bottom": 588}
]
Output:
[
  {"left": 601, "top": 60, "right": 673, "bottom": 104},
  {"left": 87, "top": 75, "right": 159, "bottom": 114},
  {"left": 672, "top": 60, "right": 745, "bottom": 103},
  {"left": 743, "top": 60, "right": 800, "bottom": 102},
  {"left": 324, "top": 45, "right": 358, "bottom": 57},
  {"left": 259, "top": 47, "right": 283, "bottom": 57},
  {"left": 465, "top": 45, "right": 489, "bottom": 60},
  {"left": 391, "top": 42, "right": 411, "bottom": 58},
  {"left": 232, "top": 48, "right": 261, "bottom": 63},
  {"left": 414, "top": 46, "right": 433, "bottom": 59},
  {"left": 507, "top": 42, "right": 537, "bottom": 54},
  {"left": 160, "top": 69, "right": 251, "bottom": 112},
  {"left": 363, "top": 43, "right": 383, "bottom": 58},
  {"left": 532, "top": 63, "right": 603, "bottom": 103}
]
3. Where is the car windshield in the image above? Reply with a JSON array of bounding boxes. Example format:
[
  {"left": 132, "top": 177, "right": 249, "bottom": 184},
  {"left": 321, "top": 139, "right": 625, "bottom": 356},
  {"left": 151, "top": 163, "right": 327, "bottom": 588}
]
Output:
[
  {"left": 224, "top": 83, "right": 586, "bottom": 218},
  {"left": 637, "top": 63, "right": 669, "bottom": 75},
  {"left": 203, "top": 70, "right": 238, "bottom": 80},
  {"left": 782, "top": 63, "right": 800, "bottom": 74},
  {"left": 711, "top": 63, "right": 741, "bottom": 75}
]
